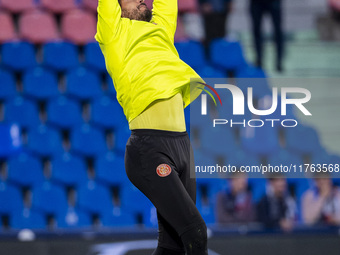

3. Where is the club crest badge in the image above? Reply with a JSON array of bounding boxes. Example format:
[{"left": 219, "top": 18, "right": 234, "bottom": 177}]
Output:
[{"left": 156, "top": 164, "right": 171, "bottom": 177}]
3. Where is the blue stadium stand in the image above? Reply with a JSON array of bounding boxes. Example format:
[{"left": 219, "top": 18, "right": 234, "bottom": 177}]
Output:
[
  {"left": 27, "top": 124, "right": 64, "bottom": 157},
  {"left": 10, "top": 208, "right": 46, "bottom": 229},
  {"left": 241, "top": 124, "right": 280, "bottom": 156},
  {"left": 7, "top": 152, "right": 45, "bottom": 187},
  {"left": 114, "top": 126, "right": 131, "bottom": 152},
  {"left": 0, "top": 124, "right": 22, "bottom": 157},
  {"left": 65, "top": 67, "right": 102, "bottom": 100},
  {"left": 106, "top": 74, "right": 116, "bottom": 97},
  {"left": 101, "top": 207, "right": 136, "bottom": 227},
  {"left": 249, "top": 178, "right": 267, "bottom": 203},
  {"left": 51, "top": 152, "right": 88, "bottom": 187},
  {"left": 84, "top": 42, "right": 106, "bottom": 72},
  {"left": 196, "top": 64, "right": 226, "bottom": 78},
  {"left": 77, "top": 180, "right": 113, "bottom": 215},
  {"left": 95, "top": 151, "right": 129, "bottom": 186},
  {"left": 0, "top": 182, "right": 24, "bottom": 215},
  {"left": 174, "top": 40, "right": 206, "bottom": 70},
  {"left": 43, "top": 41, "right": 79, "bottom": 71},
  {"left": 23, "top": 67, "right": 59, "bottom": 100},
  {"left": 227, "top": 147, "right": 261, "bottom": 168},
  {"left": 70, "top": 123, "right": 107, "bottom": 157},
  {"left": 0, "top": 69, "right": 16, "bottom": 100},
  {"left": 257, "top": 95, "right": 296, "bottom": 122},
  {"left": 285, "top": 125, "right": 323, "bottom": 155},
  {"left": 56, "top": 207, "right": 92, "bottom": 228},
  {"left": 210, "top": 39, "right": 247, "bottom": 71},
  {"left": 1, "top": 42, "right": 36, "bottom": 71},
  {"left": 236, "top": 64, "right": 266, "bottom": 79},
  {"left": 32, "top": 181, "right": 68, "bottom": 215},
  {"left": 3, "top": 96, "right": 40, "bottom": 129},
  {"left": 47, "top": 96, "right": 83, "bottom": 129},
  {"left": 91, "top": 96, "right": 126, "bottom": 129}
]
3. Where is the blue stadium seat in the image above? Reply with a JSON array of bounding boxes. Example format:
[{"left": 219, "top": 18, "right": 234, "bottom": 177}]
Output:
[
  {"left": 32, "top": 181, "right": 68, "bottom": 215},
  {"left": 43, "top": 41, "right": 78, "bottom": 71},
  {"left": 257, "top": 95, "right": 296, "bottom": 121},
  {"left": 249, "top": 178, "right": 267, "bottom": 203},
  {"left": 236, "top": 64, "right": 267, "bottom": 79},
  {"left": 23, "top": 67, "right": 59, "bottom": 100},
  {"left": 0, "top": 124, "right": 22, "bottom": 157},
  {"left": 120, "top": 184, "right": 153, "bottom": 216},
  {"left": 84, "top": 42, "right": 106, "bottom": 72},
  {"left": 196, "top": 65, "right": 226, "bottom": 78},
  {"left": 56, "top": 207, "right": 92, "bottom": 228},
  {"left": 27, "top": 124, "right": 64, "bottom": 157},
  {"left": 66, "top": 67, "right": 102, "bottom": 100},
  {"left": 101, "top": 207, "right": 136, "bottom": 227},
  {"left": 197, "top": 204, "right": 215, "bottom": 225},
  {"left": 210, "top": 39, "right": 247, "bottom": 71},
  {"left": 241, "top": 124, "right": 280, "bottom": 156},
  {"left": 0, "top": 182, "right": 23, "bottom": 214},
  {"left": 175, "top": 40, "right": 206, "bottom": 70},
  {"left": 285, "top": 125, "right": 323, "bottom": 155},
  {"left": 114, "top": 126, "right": 131, "bottom": 152},
  {"left": 0, "top": 69, "right": 16, "bottom": 100},
  {"left": 143, "top": 206, "right": 158, "bottom": 228},
  {"left": 77, "top": 180, "right": 113, "bottom": 214},
  {"left": 95, "top": 151, "right": 129, "bottom": 186},
  {"left": 7, "top": 152, "right": 45, "bottom": 187},
  {"left": 235, "top": 77, "right": 271, "bottom": 99},
  {"left": 71, "top": 124, "right": 107, "bottom": 156},
  {"left": 4, "top": 96, "right": 40, "bottom": 129},
  {"left": 91, "top": 96, "right": 126, "bottom": 129},
  {"left": 51, "top": 152, "right": 88, "bottom": 187},
  {"left": 106, "top": 74, "right": 116, "bottom": 97},
  {"left": 1, "top": 42, "right": 36, "bottom": 71},
  {"left": 47, "top": 96, "right": 83, "bottom": 129},
  {"left": 227, "top": 148, "right": 262, "bottom": 178},
  {"left": 10, "top": 208, "right": 46, "bottom": 229}
]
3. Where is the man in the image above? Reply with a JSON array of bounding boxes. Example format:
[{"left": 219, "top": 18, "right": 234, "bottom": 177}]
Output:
[
  {"left": 249, "top": 0, "right": 284, "bottom": 71},
  {"left": 95, "top": 0, "right": 207, "bottom": 254},
  {"left": 302, "top": 173, "right": 340, "bottom": 226},
  {"left": 257, "top": 176, "right": 296, "bottom": 232}
]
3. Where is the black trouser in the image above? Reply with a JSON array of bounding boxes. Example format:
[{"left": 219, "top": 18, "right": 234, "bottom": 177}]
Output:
[
  {"left": 125, "top": 129, "right": 208, "bottom": 254},
  {"left": 250, "top": 0, "right": 284, "bottom": 68}
]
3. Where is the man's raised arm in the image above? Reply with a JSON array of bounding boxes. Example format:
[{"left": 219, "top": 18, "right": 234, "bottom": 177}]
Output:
[
  {"left": 151, "top": 0, "right": 178, "bottom": 42},
  {"left": 95, "top": 0, "right": 122, "bottom": 44}
]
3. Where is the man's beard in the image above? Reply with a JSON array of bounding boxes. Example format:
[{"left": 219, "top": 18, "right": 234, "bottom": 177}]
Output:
[{"left": 121, "top": 5, "right": 152, "bottom": 22}]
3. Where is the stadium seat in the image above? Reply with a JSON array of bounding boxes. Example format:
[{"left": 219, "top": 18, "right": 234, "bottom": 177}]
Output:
[
  {"left": 249, "top": 178, "right": 267, "bottom": 203},
  {"left": 101, "top": 207, "right": 136, "bottom": 227},
  {"left": 23, "top": 67, "right": 59, "bottom": 100},
  {"left": 84, "top": 42, "right": 106, "bottom": 72},
  {"left": 0, "top": 12, "right": 16, "bottom": 43},
  {"left": 0, "top": 182, "right": 23, "bottom": 214},
  {"left": 196, "top": 65, "right": 226, "bottom": 78},
  {"left": 61, "top": 9, "right": 96, "bottom": 45},
  {"left": 40, "top": 0, "right": 78, "bottom": 13},
  {"left": 19, "top": 10, "right": 59, "bottom": 44},
  {"left": 47, "top": 96, "right": 83, "bottom": 129},
  {"left": 227, "top": 147, "right": 261, "bottom": 169},
  {"left": 7, "top": 153, "right": 45, "bottom": 187},
  {"left": 114, "top": 126, "right": 130, "bottom": 152},
  {"left": 77, "top": 180, "right": 113, "bottom": 214},
  {"left": 81, "top": 0, "right": 98, "bottom": 12},
  {"left": 285, "top": 125, "right": 323, "bottom": 155},
  {"left": 0, "top": 0, "right": 35, "bottom": 13},
  {"left": 51, "top": 152, "right": 88, "bottom": 187},
  {"left": 4, "top": 96, "right": 40, "bottom": 129},
  {"left": 210, "top": 39, "right": 247, "bottom": 71},
  {"left": 1, "top": 42, "right": 36, "bottom": 71},
  {"left": 178, "top": 0, "right": 198, "bottom": 13},
  {"left": 65, "top": 67, "right": 102, "bottom": 100},
  {"left": 32, "top": 181, "right": 68, "bottom": 215},
  {"left": 91, "top": 96, "right": 126, "bottom": 129},
  {"left": 0, "top": 69, "right": 16, "bottom": 100},
  {"left": 56, "top": 207, "right": 92, "bottom": 228},
  {"left": 106, "top": 74, "right": 116, "bottom": 96},
  {"left": 236, "top": 64, "right": 267, "bottom": 79},
  {"left": 27, "top": 125, "right": 64, "bottom": 157},
  {"left": 257, "top": 95, "right": 296, "bottom": 121},
  {"left": 0, "top": 124, "right": 22, "bottom": 158},
  {"left": 175, "top": 40, "right": 206, "bottom": 70},
  {"left": 241, "top": 124, "right": 280, "bottom": 156},
  {"left": 70, "top": 124, "right": 107, "bottom": 157},
  {"left": 10, "top": 208, "right": 46, "bottom": 229},
  {"left": 43, "top": 41, "right": 79, "bottom": 71},
  {"left": 95, "top": 151, "right": 129, "bottom": 186}
]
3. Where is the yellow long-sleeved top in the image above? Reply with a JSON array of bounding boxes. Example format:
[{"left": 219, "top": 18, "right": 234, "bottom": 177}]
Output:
[{"left": 95, "top": 0, "right": 203, "bottom": 124}]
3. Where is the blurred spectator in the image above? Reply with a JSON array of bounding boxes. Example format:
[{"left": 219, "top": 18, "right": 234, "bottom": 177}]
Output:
[
  {"left": 249, "top": 0, "right": 284, "bottom": 72},
  {"left": 257, "top": 176, "right": 296, "bottom": 232},
  {"left": 215, "top": 173, "right": 255, "bottom": 224},
  {"left": 302, "top": 173, "right": 340, "bottom": 226},
  {"left": 199, "top": 0, "right": 233, "bottom": 51}
]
